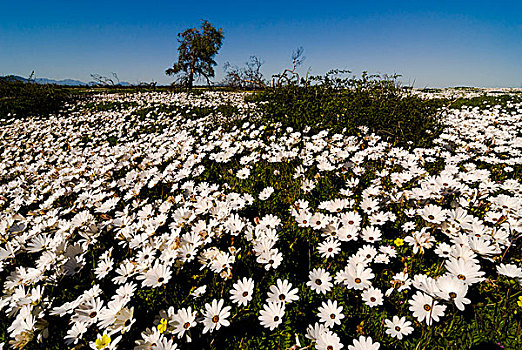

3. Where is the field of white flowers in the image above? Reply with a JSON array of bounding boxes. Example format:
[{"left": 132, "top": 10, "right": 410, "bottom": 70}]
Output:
[{"left": 1, "top": 89, "right": 521, "bottom": 349}]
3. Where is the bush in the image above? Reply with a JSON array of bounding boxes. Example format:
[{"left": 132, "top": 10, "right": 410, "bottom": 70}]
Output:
[
  {"left": 0, "top": 77, "right": 72, "bottom": 119},
  {"left": 248, "top": 72, "right": 445, "bottom": 148}
]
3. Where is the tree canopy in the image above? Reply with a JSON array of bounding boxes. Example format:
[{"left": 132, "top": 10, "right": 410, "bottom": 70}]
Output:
[{"left": 166, "top": 20, "right": 224, "bottom": 88}]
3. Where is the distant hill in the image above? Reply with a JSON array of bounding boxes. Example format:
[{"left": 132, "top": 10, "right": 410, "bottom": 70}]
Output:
[
  {"left": 1, "top": 75, "right": 131, "bottom": 86},
  {"left": 35, "top": 78, "right": 88, "bottom": 86}
]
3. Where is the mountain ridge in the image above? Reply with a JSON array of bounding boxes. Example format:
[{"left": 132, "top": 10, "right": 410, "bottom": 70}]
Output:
[{"left": 1, "top": 75, "right": 131, "bottom": 86}]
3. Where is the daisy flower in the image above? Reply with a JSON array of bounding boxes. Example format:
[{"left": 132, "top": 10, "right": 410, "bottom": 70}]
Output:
[
  {"left": 433, "top": 242, "right": 453, "bottom": 259},
  {"left": 230, "top": 277, "right": 255, "bottom": 306},
  {"left": 172, "top": 306, "right": 197, "bottom": 339},
  {"left": 409, "top": 291, "right": 446, "bottom": 326},
  {"left": 307, "top": 268, "right": 333, "bottom": 294},
  {"left": 267, "top": 279, "right": 299, "bottom": 304},
  {"left": 236, "top": 167, "right": 251, "bottom": 179},
  {"left": 419, "top": 204, "right": 446, "bottom": 224},
  {"left": 434, "top": 275, "right": 470, "bottom": 311},
  {"left": 445, "top": 257, "right": 485, "bottom": 285},
  {"left": 201, "top": 299, "right": 231, "bottom": 334},
  {"left": 384, "top": 316, "right": 414, "bottom": 340},
  {"left": 497, "top": 263, "right": 522, "bottom": 279},
  {"left": 347, "top": 335, "right": 380, "bottom": 350},
  {"left": 73, "top": 297, "right": 104, "bottom": 325},
  {"left": 317, "top": 300, "right": 344, "bottom": 328},
  {"left": 318, "top": 239, "right": 341, "bottom": 259},
  {"left": 99, "top": 305, "right": 135, "bottom": 334},
  {"left": 336, "top": 263, "right": 374, "bottom": 290},
  {"left": 257, "top": 249, "right": 283, "bottom": 270},
  {"left": 316, "top": 331, "right": 344, "bottom": 350},
  {"left": 258, "top": 302, "right": 285, "bottom": 330},
  {"left": 259, "top": 187, "right": 274, "bottom": 201},
  {"left": 138, "top": 261, "right": 172, "bottom": 288},
  {"left": 360, "top": 226, "right": 382, "bottom": 243},
  {"left": 306, "top": 322, "right": 329, "bottom": 342},
  {"left": 65, "top": 322, "right": 88, "bottom": 345},
  {"left": 361, "top": 287, "right": 383, "bottom": 307},
  {"left": 338, "top": 225, "right": 359, "bottom": 242}
]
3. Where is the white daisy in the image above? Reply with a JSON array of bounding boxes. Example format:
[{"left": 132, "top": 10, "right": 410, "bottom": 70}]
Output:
[
  {"left": 384, "top": 316, "right": 414, "bottom": 340},
  {"left": 258, "top": 302, "right": 285, "bottom": 330},
  {"left": 201, "top": 299, "right": 231, "bottom": 334},
  {"left": 497, "top": 263, "right": 522, "bottom": 279},
  {"left": 267, "top": 279, "right": 299, "bottom": 304},
  {"left": 316, "top": 331, "right": 344, "bottom": 350},
  {"left": 137, "top": 261, "right": 172, "bottom": 288},
  {"left": 172, "top": 306, "right": 197, "bottom": 339},
  {"left": 317, "top": 299, "right": 344, "bottom": 328},
  {"left": 230, "top": 277, "right": 255, "bottom": 306},
  {"left": 361, "top": 287, "right": 383, "bottom": 307},
  {"left": 408, "top": 291, "right": 446, "bottom": 326},
  {"left": 347, "top": 335, "right": 380, "bottom": 350},
  {"left": 307, "top": 268, "right": 333, "bottom": 294}
]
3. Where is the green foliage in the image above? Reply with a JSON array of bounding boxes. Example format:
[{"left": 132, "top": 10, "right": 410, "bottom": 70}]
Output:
[
  {"left": 0, "top": 77, "right": 73, "bottom": 119},
  {"left": 448, "top": 93, "right": 522, "bottom": 112},
  {"left": 248, "top": 71, "right": 445, "bottom": 148},
  {"left": 166, "top": 20, "right": 224, "bottom": 88}
]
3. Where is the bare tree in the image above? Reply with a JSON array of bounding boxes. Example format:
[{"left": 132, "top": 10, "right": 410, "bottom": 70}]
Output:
[
  {"left": 223, "top": 56, "right": 267, "bottom": 89},
  {"left": 272, "top": 47, "right": 305, "bottom": 87},
  {"left": 90, "top": 73, "right": 120, "bottom": 86}
]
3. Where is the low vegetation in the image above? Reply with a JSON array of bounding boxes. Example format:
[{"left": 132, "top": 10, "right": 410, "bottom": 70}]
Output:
[{"left": 0, "top": 77, "right": 73, "bottom": 119}]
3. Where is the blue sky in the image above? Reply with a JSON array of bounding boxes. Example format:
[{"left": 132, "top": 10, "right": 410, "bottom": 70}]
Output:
[{"left": 1, "top": 1, "right": 521, "bottom": 87}]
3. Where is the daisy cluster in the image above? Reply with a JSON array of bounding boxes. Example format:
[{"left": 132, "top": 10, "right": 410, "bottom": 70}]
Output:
[
  {"left": 411, "top": 87, "right": 522, "bottom": 100},
  {"left": 0, "top": 90, "right": 521, "bottom": 349}
]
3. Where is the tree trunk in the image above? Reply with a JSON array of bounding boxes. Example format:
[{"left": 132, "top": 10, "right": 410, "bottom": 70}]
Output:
[{"left": 188, "top": 54, "right": 196, "bottom": 89}]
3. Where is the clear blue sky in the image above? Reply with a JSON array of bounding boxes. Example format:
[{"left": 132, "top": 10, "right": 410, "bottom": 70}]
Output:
[{"left": 1, "top": 1, "right": 521, "bottom": 87}]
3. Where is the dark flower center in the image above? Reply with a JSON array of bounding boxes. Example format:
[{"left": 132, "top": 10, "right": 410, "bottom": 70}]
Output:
[
  {"left": 242, "top": 291, "right": 249, "bottom": 297},
  {"left": 423, "top": 304, "right": 432, "bottom": 311},
  {"left": 315, "top": 279, "right": 322, "bottom": 285},
  {"left": 212, "top": 316, "right": 219, "bottom": 323},
  {"left": 354, "top": 278, "right": 362, "bottom": 284}
]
